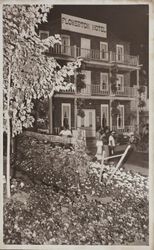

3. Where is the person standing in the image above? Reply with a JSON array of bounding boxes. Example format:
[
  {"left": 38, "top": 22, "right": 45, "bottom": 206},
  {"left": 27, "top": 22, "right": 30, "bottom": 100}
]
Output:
[
  {"left": 108, "top": 131, "right": 116, "bottom": 156},
  {"left": 95, "top": 127, "right": 103, "bottom": 161}
]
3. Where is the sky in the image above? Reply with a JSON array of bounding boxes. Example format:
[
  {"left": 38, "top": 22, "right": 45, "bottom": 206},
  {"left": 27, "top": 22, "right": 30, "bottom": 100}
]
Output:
[{"left": 48, "top": 5, "right": 149, "bottom": 75}]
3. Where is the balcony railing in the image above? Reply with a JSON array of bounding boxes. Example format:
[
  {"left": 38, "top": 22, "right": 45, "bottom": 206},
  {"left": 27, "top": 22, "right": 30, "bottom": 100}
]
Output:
[
  {"left": 91, "top": 85, "right": 110, "bottom": 95},
  {"left": 51, "top": 45, "right": 139, "bottom": 67},
  {"left": 110, "top": 51, "right": 139, "bottom": 67},
  {"left": 58, "top": 84, "right": 137, "bottom": 98},
  {"left": 115, "top": 86, "right": 137, "bottom": 98}
]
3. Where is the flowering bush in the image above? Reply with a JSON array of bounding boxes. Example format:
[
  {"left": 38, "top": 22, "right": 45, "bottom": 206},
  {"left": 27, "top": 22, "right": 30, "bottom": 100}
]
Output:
[
  {"left": 4, "top": 137, "right": 149, "bottom": 245},
  {"left": 14, "top": 134, "right": 90, "bottom": 193}
]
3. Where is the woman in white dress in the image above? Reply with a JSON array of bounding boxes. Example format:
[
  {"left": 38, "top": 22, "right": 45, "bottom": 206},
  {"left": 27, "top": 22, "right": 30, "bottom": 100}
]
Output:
[{"left": 95, "top": 127, "right": 103, "bottom": 161}]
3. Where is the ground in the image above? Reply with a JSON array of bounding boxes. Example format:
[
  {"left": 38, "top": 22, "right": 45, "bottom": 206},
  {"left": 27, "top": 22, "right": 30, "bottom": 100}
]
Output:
[{"left": 3, "top": 135, "right": 149, "bottom": 245}]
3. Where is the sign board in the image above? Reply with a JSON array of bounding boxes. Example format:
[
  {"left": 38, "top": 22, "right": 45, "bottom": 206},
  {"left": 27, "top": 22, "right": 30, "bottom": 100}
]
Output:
[{"left": 61, "top": 13, "right": 107, "bottom": 38}]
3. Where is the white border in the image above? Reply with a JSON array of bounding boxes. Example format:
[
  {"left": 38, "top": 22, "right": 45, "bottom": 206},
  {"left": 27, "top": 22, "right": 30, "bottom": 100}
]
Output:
[{"left": 0, "top": 1, "right": 153, "bottom": 250}]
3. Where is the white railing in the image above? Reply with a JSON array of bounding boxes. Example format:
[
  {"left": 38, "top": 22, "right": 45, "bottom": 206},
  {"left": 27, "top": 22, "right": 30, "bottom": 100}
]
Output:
[
  {"left": 115, "top": 86, "right": 137, "bottom": 98},
  {"left": 57, "top": 84, "right": 137, "bottom": 98},
  {"left": 76, "top": 47, "right": 109, "bottom": 61},
  {"left": 51, "top": 45, "right": 76, "bottom": 57},
  {"left": 110, "top": 51, "right": 138, "bottom": 66},
  {"left": 51, "top": 45, "right": 138, "bottom": 67},
  {"left": 91, "top": 84, "right": 109, "bottom": 95}
]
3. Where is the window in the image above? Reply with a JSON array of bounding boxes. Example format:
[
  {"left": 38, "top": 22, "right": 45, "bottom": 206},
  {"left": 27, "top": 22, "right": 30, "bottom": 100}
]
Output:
[
  {"left": 61, "top": 103, "right": 71, "bottom": 129},
  {"left": 39, "top": 30, "right": 49, "bottom": 40},
  {"left": 61, "top": 35, "right": 71, "bottom": 55},
  {"left": 81, "top": 117, "right": 85, "bottom": 127},
  {"left": 117, "top": 105, "right": 124, "bottom": 129},
  {"left": 101, "top": 104, "right": 109, "bottom": 127},
  {"left": 81, "top": 70, "right": 91, "bottom": 95},
  {"left": 116, "top": 74, "right": 124, "bottom": 92},
  {"left": 100, "top": 42, "right": 108, "bottom": 60},
  {"left": 89, "top": 111, "right": 93, "bottom": 127},
  {"left": 100, "top": 73, "right": 108, "bottom": 91},
  {"left": 116, "top": 44, "right": 124, "bottom": 62},
  {"left": 81, "top": 38, "right": 91, "bottom": 58}
]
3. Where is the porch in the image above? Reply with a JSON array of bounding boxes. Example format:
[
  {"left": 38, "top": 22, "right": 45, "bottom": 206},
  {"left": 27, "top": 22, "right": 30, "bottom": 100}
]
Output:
[
  {"left": 53, "top": 125, "right": 135, "bottom": 137},
  {"left": 50, "top": 45, "right": 139, "bottom": 67},
  {"left": 57, "top": 84, "right": 137, "bottom": 98}
]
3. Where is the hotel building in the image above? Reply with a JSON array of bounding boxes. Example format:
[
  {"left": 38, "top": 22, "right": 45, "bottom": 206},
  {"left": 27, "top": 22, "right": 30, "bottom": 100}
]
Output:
[{"left": 39, "top": 13, "right": 143, "bottom": 138}]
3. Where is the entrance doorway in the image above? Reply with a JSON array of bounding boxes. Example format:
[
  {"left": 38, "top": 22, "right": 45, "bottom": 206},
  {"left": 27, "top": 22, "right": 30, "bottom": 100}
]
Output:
[{"left": 77, "top": 109, "right": 96, "bottom": 137}]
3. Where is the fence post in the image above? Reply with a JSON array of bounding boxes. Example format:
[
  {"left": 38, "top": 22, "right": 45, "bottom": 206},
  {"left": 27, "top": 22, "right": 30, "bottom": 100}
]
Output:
[
  {"left": 99, "top": 150, "right": 105, "bottom": 183},
  {"left": 107, "top": 145, "right": 131, "bottom": 184}
]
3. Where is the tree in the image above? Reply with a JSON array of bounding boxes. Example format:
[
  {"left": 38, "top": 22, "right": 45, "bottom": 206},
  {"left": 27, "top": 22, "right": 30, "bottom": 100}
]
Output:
[{"left": 3, "top": 4, "right": 82, "bottom": 197}]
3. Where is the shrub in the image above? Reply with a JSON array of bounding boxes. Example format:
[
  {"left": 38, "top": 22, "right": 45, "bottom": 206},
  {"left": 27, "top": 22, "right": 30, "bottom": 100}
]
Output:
[{"left": 14, "top": 134, "right": 90, "bottom": 194}]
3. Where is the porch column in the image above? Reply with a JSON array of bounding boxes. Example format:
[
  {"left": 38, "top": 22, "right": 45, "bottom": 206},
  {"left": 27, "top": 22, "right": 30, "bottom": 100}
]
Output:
[
  {"left": 49, "top": 96, "right": 53, "bottom": 134},
  {"left": 109, "top": 99, "right": 112, "bottom": 130},
  {"left": 136, "top": 68, "right": 140, "bottom": 132},
  {"left": 109, "top": 66, "right": 112, "bottom": 130},
  {"left": 74, "top": 70, "right": 77, "bottom": 129}
]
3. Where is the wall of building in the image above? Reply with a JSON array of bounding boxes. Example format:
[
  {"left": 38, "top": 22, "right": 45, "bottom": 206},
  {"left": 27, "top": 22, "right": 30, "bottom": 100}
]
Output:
[{"left": 42, "top": 17, "right": 130, "bottom": 56}]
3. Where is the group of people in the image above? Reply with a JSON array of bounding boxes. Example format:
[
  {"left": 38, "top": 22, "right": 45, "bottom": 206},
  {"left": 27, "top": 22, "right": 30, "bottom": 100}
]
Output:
[{"left": 95, "top": 126, "right": 116, "bottom": 161}]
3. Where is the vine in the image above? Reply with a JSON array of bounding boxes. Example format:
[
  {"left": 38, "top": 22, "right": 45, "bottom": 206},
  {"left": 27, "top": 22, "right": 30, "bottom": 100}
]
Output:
[
  {"left": 76, "top": 68, "right": 86, "bottom": 117},
  {"left": 110, "top": 64, "right": 118, "bottom": 94},
  {"left": 138, "top": 86, "right": 146, "bottom": 111},
  {"left": 111, "top": 99, "right": 120, "bottom": 117},
  {"left": 76, "top": 70, "right": 86, "bottom": 92},
  {"left": 77, "top": 98, "right": 85, "bottom": 118}
]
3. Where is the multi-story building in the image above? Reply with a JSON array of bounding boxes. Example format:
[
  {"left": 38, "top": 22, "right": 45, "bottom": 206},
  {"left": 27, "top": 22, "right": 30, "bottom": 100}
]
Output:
[{"left": 39, "top": 13, "right": 141, "bottom": 138}]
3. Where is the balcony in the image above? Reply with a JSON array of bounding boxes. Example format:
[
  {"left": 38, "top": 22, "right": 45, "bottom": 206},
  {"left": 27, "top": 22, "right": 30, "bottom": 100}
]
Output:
[
  {"left": 51, "top": 45, "right": 139, "bottom": 67},
  {"left": 58, "top": 84, "right": 137, "bottom": 98},
  {"left": 110, "top": 51, "right": 139, "bottom": 67}
]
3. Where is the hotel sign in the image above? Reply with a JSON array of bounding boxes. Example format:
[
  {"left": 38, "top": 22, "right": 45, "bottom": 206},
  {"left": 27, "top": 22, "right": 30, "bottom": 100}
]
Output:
[{"left": 61, "top": 14, "right": 107, "bottom": 38}]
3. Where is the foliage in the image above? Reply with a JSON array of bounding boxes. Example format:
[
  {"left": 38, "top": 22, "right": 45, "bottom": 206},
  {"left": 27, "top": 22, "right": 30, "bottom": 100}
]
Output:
[
  {"left": 14, "top": 134, "right": 90, "bottom": 192},
  {"left": 3, "top": 4, "right": 82, "bottom": 136},
  {"left": 76, "top": 70, "right": 86, "bottom": 92},
  {"left": 33, "top": 98, "right": 49, "bottom": 130},
  {"left": 139, "top": 69, "right": 147, "bottom": 86},
  {"left": 77, "top": 98, "right": 86, "bottom": 118},
  {"left": 110, "top": 64, "right": 118, "bottom": 94},
  {"left": 138, "top": 86, "right": 145, "bottom": 94},
  {"left": 111, "top": 100, "right": 120, "bottom": 117},
  {"left": 138, "top": 98, "right": 146, "bottom": 109},
  {"left": 4, "top": 153, "right": 149, "bottom": 245},
  {"left": 138, "top": 88, "right": 146, "bottom": 112}
]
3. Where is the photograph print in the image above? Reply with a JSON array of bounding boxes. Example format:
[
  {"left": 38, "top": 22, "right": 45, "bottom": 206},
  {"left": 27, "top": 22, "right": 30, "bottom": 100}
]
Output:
[{"left": 3, "top": 3, "right": 150, "bottom": 247}]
